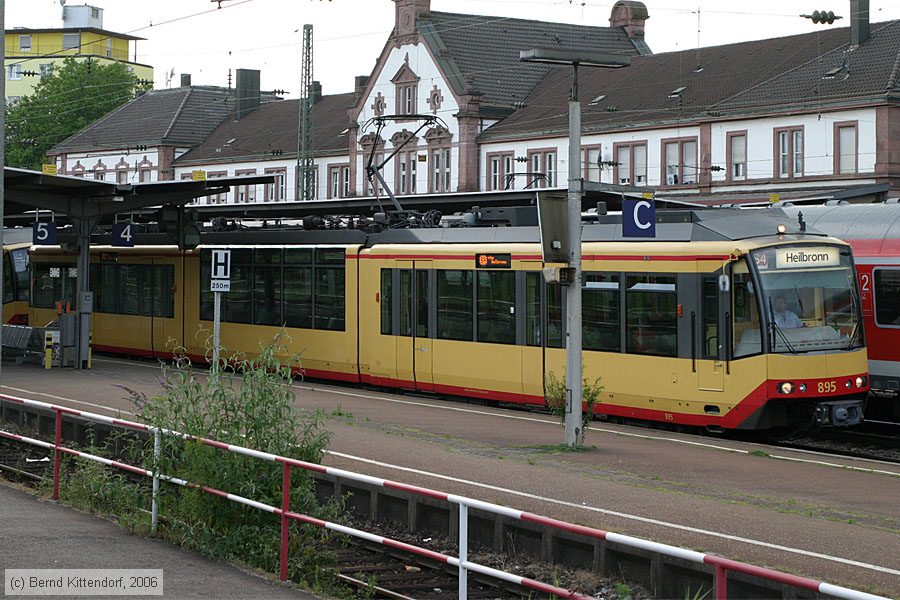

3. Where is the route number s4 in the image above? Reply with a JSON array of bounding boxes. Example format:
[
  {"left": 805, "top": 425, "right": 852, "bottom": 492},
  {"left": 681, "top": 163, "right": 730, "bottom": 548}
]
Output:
[{"left": 817, "top": 381, "right": 837, "bottom": 394}]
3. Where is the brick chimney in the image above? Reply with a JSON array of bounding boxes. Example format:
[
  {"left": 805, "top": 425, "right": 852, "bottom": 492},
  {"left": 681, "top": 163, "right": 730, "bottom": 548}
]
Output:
[
  {"left": 609, "top": 1, "right": 649, "bottom": 41},
  {"left": 393, "top": 0, "right": 430, "bottom": 43},
  {"left": 310, "top": 81, "right": 323, "bottom": 105},
  {"left": 850, "top": 0, "right": 870, "bottom": 47}
]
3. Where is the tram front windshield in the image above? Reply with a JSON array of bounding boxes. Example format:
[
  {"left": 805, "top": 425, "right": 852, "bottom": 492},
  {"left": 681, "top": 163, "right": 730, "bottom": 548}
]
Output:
[{"left": 751, "top": 245, "right": 861, "bottom": 353}]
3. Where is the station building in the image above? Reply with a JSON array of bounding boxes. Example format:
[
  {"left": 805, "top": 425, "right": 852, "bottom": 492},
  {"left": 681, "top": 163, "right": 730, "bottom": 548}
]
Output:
[{"left": 48, "top": 0, "right": 899, "bottom": 206}]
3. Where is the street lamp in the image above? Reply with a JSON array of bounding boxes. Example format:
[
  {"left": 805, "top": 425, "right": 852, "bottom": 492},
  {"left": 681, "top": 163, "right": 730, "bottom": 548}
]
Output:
[{"left": 520, "top": 48, "right": 631, "bottom": 447}]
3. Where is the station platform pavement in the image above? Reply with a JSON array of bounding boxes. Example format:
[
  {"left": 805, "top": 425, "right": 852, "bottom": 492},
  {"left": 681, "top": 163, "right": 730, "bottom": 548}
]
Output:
[{"left": 0, "top": 482, "right": 322, "bottom": 599}]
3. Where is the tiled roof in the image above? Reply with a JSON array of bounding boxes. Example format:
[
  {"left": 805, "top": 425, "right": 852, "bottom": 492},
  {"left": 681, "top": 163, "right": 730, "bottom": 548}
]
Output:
[
  {"left": 175, "top": 93, "right": 356, "bottom": 165},
  {"left": 50, "top": 87, "right": 234, "bottom": 153},
  {"left": 419, "top": 11, "right": 647, "bottom": 109},
  {"left": 481, "top": 21, "right": 900, "bottom": 140}
]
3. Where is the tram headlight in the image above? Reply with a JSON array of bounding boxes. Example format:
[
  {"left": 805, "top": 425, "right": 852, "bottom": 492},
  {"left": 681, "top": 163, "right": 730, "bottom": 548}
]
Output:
[
  {"left": 845, "top": 380, "right": 853, "bottom": 389},
  {"left": 855, "top": 376, "right": 867, "bottom": 388},
  {"left": 778, "top": 382, "right": 794, "bottom": 394},
  {"left": 777, "top": 224, "right": 787, "bottom": 234},
  {"left": 798, "top": 383, "right": 807, "bottom": 393}
]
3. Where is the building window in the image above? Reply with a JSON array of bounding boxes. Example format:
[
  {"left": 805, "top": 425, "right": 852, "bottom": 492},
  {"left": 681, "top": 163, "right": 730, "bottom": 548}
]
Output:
[
  {"left": 727, "top": 132, "right": 747, "bottom": 180},
  {"left": 363, "top": 153, "right": 384, "bottom": 196},
  {"left": 613, "top": 142, "right": 647, "bottom": 186},
  {"left": 395, "top": 150, "right": 418, "bottom": 195},
  {"left": 236, "top": 169, "right": 257, "bottom": 203},
  {"left": 527, "top": 149, "right": 557, "bottom": 188},
  {"left": 430, "top": 148, "right": 452, "bottom": 193},
  {"left": 207, "top": 171, "right": 227, "bottom": 204},
  {"left": 138, "top": 164, "right": 152, "bottom": 183},
  {"left": 264, "top": 168, "right": 287, "bottom": 202},
  {"left": 486, "top": 152, "right": 514, "bottom": 191},
  {"left": 8, "top": 64, "right": 22, "bottom": 81},
  {"left": 62, "top": 33, "right": 80, "bottom": 51},
  {"left": 19, "top": 34, "right": 31, "bottom": 52},
  {"left": 835, "top": 122, "right": 858, "bottom": 175},
  {"left": 6, "top": 96, "right": 21, "bottom": 106},
  {"left": 116, "top": 167, "right": 128, "bottom": 184},
  {"left": 583, "top": 145, "right": 601, "bottom": 182},
  {"left": 328, "top": 165, "right": 351, "bottom": 198},
  {"left": 662, "top": 138, "right": 698, "bottom": 185},
  {"left": 392, "top": 59, "right": 420, "bottom": 117},
  {"left": 775, "top": 126, "right": 803, "bottom": 178},
  {"left": 39, "top": 63, "right": 52, "bottom": 78}
]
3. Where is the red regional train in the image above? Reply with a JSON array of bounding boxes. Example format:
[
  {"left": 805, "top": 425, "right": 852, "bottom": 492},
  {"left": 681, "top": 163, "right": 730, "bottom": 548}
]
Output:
[{"left": 783, "top": 202, "right": 900, "bottom": 414}]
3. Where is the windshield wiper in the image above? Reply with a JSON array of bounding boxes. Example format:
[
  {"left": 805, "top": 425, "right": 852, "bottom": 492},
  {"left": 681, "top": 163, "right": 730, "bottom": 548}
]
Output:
[{"left": 768, "top": 298, "right": 798, "bottom": 354}]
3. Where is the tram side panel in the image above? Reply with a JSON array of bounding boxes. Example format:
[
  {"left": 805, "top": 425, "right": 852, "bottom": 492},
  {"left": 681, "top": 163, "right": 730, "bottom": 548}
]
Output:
[{"left": 855, "top": 260, "right": 900, "bottom": 395}]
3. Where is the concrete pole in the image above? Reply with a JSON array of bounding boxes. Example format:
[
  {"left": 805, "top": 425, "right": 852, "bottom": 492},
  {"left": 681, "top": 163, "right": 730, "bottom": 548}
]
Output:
[
  {"left": 564, "top": 65, "right": 583, "bottom": 447},
  {"left": 1, "top": 0, "right": 6, "bottom": 383}
]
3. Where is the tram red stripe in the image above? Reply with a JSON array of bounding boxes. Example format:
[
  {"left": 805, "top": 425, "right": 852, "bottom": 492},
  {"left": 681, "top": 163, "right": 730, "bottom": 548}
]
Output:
[{"left": 358, "top": 253, "right": 731, "bottom": 262}]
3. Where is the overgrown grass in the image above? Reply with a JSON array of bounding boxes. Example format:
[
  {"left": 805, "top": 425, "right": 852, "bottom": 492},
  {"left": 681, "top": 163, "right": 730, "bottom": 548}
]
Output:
[
  {"left": 544, "top": 365, "right": 603, "bottom": 447},
  {"left": 53, "top": 332, "right": 354, "bottom": 597}
]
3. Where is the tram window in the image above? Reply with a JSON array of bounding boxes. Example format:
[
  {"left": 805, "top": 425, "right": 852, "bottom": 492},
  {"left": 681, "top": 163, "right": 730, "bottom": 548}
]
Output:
[
  {"left": 701, "top": 276, "right": 719, "bottom": 359},
  {"left": 254, "top": 265, "right": 282, "bottom": 325},
  {"left": 477, "top": 271, "right": 515, "bottom": 345},
  {"left": 316, "top": 249, "right": 344, "bottom": 265},
  {"left": 314, "top": 267, "right": 345, "bottom": 330},
  {"left": 285, "top": 248, "right": 313, "bottom": 264},
  {"left": 398, "top": 270, "right": 412, "bottom": 337},
  {"left": 380, "top": 269, "right": 392, "bottom": 335},
  {"left": 119, "top": 265, "right": 140, "bottom": 315},
  {"left": 3, "top": 256, "right": 14, "bottom": 304},
  {"left": 98, "top": 264, "right": 117, "bottom": 313},
  {"left": 225, "top": 265, "right": 252, "bottom": 323},
  {"left": 32, "top": 264, "right": 58, "bottom": 308},
  {"left": 733, "top": 265, "right": 762, "bottom": 357},
  {"left": 416, "top": 270, "right": 429, "bottom": 338},
  {"left": 437, "top": 270, "right": 473, "bottom": 341},
  {"left": 11, "top": 248, "right": 29, "bottom": 302},
  {"left": 200, "top": 251, "right": 213, "bottom": 321},
  {"left": 874, "top": 269, "right": 900, "bottom": 326},
  {"left": 583, "top": 273, "right": 620, "bottom": 352},
  {"left": 625, "top": 274, "right": 677, "bottom": 357},
  {"left": 283, "top": 266, "right": 313, "bottom": 328},
  {"left": 525, "top": 272, "right": 541, "bottom": 346},
  {"left": 255, "top": 249, "right": 282, "bottom": 264},
  {"left": 546, "top": 283, "right": 563, "bottom": 348}
]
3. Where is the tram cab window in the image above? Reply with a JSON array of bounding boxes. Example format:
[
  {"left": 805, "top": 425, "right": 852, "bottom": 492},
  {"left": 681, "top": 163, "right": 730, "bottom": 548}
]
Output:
[
  {"left": 477, "top": 270, "right": 515, "bottom": 345},
  {"left": 732, "top": 261, "right": 762, "bottom": 358},
  {"left": 874, "top": 269, "right": 900, "bottom": 326},
  {"left": 10, "top": 248, "right": 29, "bottom": 302},
  {"left": 380, "top": 269, "right": 392, "bottom": 335},
  {"left": 314, "top": 252, "right": 345, "bottom": 330},
  {"left": 526, "top": 272, "right": 541, "bottom": 346},
  {"left": 3, "top": 256, "right": 13, "bottom": 304},
  {"left": 625, "top": 274, "right": 677, "bottom": 357},
  {"left": 583, "top": 273, "right": 620, "bottom": 352},
  {"left": 437, "top": 270, "right": 473, "bottom": 341},
  {"left": 31, "top": 264, "right": 77, "bottom": 309}
]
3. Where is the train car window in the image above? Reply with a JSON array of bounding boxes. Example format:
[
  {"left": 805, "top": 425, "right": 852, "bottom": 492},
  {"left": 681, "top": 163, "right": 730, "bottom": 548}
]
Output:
[
  {"left": 225, "top": 265, "right": 253, "bottom": 324},
  {"left": 255, "top": 249, "right": 282, "bottom": 264},
  {"left": 477, "top": 271, "right": 515, "bottom": 345},
  {"left": 732, "top": 263, "right": 761, "bottom": 357},
  {"left": 625, "top": 274, "right": 677, "bottom": 357},
  {"left": 254, "top": 265, "right": 282, "bottom": 325},
  {"left": 3, "top": 255, "right": 14, "bottom": 304},
  {"left": 140, "top": 266, "right": 158, "bottom": 317},
  {"left": 380, "top": 269, "right": 393, "bottom": 335},
  {"left": 546, "top": 283, "right": 564, "bottom": 348},
  {"left": 285, "top": 248, "right": 313, "bottom": 264},
  {"left": 314, "top": 267, "right": 345, "bottom": 330},
  {"left": 11, "top": 248, "right": 29, "bottom": 302},
  {"left": 874, "top": 269, "right": 900, "bottom": 327},
  {"left": 97, "top": 264, "right": 117, "bottom": 313},
  {"left": 200, "top": 250, "right": 213, "bottom": 321},
  {"left": 316, "top": 249, "right": 344, "bottom": 265},
  {"left": 525, "top": 272, "right": 541, "bottom": 346},
  {"left": 583, "top": 273, "right": 620, "bottom": 352},
  {"left": 32, "top": 264, "right": 59, "bottom": 308},
  {"left": 119, "top": 265, "right": 140, "bottom": 315},
  {"left": 283, "top": 265, "right": 313, "bottom": 328},
  {"left": 701, "top": 276, "right": 719, "bottom": 359},
  {"left": 437, "top": 270, "right": 473, "bottom": 341},
  {"left": 416, "top": 270, "right": 429, "bottom": 338},
  {"left": 398, "top": 270, "right": 412, "bottom": 336}
]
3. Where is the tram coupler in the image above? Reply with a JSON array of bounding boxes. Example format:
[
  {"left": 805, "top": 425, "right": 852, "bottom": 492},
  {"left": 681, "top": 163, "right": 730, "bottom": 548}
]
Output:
[{"left": 814, "top": 399, "right": 864, "bottom": 427}]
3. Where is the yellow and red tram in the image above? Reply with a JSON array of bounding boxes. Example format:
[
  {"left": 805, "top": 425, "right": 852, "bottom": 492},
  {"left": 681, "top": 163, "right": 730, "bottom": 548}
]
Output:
[{"left": 24, "top": 208, "right": 868, "bottom": 431}]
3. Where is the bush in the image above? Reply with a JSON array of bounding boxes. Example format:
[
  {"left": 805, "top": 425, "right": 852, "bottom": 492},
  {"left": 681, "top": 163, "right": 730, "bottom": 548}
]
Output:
[{"left": 544, "top": 365, "right": 603, "bottom": 446}]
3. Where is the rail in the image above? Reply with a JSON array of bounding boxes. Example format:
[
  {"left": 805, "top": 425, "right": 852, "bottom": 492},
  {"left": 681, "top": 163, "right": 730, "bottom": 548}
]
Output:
[{"left": 0, "top": 393, "right": 888, "bottom": 600}]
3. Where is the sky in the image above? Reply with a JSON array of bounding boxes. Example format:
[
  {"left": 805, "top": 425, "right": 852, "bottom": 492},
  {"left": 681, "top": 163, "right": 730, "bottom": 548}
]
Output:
[{"left": 7, "top": 0, "right": 900, "bottom": 97}]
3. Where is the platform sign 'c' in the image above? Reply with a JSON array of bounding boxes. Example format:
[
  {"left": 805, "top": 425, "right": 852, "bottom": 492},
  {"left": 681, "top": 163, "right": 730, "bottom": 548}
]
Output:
[{"left": 622, "top": 198, "right": 656, "bottom": 238}]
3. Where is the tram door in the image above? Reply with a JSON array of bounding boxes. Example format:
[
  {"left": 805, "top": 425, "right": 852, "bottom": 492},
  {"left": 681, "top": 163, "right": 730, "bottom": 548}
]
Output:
[
  {"left": 396, "top": 261, "right": 434, "bottom": 391},
  {"left": 697, "top": 273, "right": 728, "bottom": 392}
]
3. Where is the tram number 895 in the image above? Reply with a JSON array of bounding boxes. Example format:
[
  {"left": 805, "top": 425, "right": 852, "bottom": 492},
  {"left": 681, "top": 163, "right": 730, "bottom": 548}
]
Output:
[{"left": 817, "top": 381, "right": 837, "bottom": 394}]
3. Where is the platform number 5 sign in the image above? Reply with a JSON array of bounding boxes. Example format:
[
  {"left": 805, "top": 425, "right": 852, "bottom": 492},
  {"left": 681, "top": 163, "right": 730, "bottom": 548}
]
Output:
[
  {"left": 112, "top": 222, "right": 135, "bottom": 247},
  {"left": 33, "top": 222, "right": 57, "bottom": 245}
]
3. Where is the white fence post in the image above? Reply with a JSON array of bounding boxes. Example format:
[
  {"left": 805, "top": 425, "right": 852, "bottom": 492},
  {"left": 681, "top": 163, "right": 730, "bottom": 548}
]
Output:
[
  {"left": 151, "top": 429, "right": 160, "bottom": 534},
  {"left": 459, "top": 502, "right": 468, "bottom": 600}
]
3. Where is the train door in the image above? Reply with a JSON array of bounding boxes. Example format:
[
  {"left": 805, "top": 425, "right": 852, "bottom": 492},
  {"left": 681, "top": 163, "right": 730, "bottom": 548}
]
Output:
[
  {"left": 396, "top": 260, "right": 434, "bottom": 391},
  {"left": 697, "top": 272, "right": 728, "bottom": 392},
  {"left": 522, "top": 267, "right": 544, "bottom": 398},
  {"left": 147, "top": 259, "right": 177, "bottom": 356}
]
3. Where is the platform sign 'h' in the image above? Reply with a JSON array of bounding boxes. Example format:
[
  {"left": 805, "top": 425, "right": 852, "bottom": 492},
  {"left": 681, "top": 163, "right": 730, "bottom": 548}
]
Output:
[{"left": 210, "top": 249, "right": 231, "bottom": 370}]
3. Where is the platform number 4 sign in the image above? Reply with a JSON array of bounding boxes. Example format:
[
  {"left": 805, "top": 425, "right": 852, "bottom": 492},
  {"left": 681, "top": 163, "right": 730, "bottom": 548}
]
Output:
[
  {"left": 112, "top": 222, "right": 135, "bottom": 247},
  {"left": 210, "top": 249, "right": 231, "bottom": 292},
  {"left": 33, "top": 222, "right": 57, "bottom": 245}
]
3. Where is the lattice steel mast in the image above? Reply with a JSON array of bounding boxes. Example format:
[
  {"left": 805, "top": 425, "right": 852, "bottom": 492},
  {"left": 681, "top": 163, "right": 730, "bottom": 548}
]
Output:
[{"left": 296, "top": 24, "right": 315, "bottom": 201}]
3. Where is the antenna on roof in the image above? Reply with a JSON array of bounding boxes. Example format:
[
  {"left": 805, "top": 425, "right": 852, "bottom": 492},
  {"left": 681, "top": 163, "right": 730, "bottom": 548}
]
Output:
[{"left": 164, "top": 68, "right": 174, "bottom": 88}]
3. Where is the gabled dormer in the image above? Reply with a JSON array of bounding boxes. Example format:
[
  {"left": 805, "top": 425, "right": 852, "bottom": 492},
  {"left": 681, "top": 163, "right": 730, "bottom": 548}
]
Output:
[{"left": 391, "top": 55, "right": 420, "bottom": 116}]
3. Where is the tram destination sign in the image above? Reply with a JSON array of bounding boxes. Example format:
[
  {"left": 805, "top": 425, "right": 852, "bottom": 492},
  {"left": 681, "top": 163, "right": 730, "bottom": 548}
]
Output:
[
  {"left": 210, "top": 249, "right": 231, "bottom": 292},
  {"left": 476, "top": 253, "right": 511, "bottom": 268},
  {"left": 775, "top": 247, "right": 839, "bottom": 268}
]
